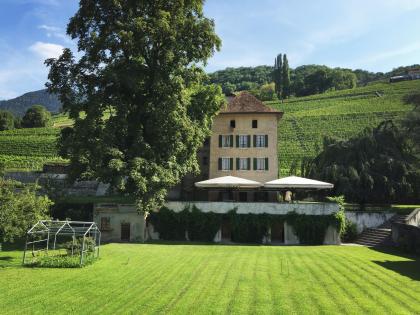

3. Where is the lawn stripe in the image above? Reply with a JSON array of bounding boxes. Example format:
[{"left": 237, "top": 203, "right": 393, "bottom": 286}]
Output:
[
  {"left": 171, "top": 246, "right": 236, "bottom": 313},
  {"left": 108, "top": 245, "right": 200, "bottom": 314},
  {"left": 317, "top": 249, "right": 410, "bottom": 314},
  {"left": 309, "top": 248, "right": 369, "bottom": 314},
  {"left": 336, "top": 248, "right": 420, "bottom": 299},
  {"left": 298, "top": 248, "right": 348, "bottom": 314},
  {"left": 331, "top": 249, "right": 420, "bottom": 313}
]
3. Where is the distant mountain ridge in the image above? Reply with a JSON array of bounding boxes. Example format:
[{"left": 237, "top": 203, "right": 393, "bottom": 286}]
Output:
[{"left": 0, "top": 89, "right": 61, "bottom": 116}]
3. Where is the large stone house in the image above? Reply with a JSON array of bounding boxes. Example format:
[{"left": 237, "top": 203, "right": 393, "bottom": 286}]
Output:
[{"left": 169, "top": 92, "right": 282, "bottom": 202}]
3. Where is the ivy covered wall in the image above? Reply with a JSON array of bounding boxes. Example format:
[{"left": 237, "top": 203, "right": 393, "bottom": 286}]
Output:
[{"left": 148, "top": 206, "right": 345, "bottom": 245}]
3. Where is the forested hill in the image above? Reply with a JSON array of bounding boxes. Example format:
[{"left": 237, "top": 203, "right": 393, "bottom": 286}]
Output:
[
  {"left": 0, "top": 89, "right": 61, "bottom": 116},
  {"left": 209, "top": 64, "right": 420, "bottom": 96}
]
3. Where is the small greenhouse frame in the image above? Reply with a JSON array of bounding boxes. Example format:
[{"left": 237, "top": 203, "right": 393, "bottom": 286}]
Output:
[{"left": 23, "top": 220, "right": 101, "bottom": 266}]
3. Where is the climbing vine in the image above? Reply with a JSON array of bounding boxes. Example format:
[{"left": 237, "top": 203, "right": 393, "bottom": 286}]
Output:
[{"left": 149, "top": 205, "right": 344, "bottom": 245}]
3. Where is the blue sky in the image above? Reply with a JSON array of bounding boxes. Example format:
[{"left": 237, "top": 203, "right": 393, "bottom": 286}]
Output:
[{"left": 1, "top": 0, "right": 420, "bottom": 99}]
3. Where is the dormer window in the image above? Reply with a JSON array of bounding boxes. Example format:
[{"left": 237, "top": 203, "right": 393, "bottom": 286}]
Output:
[
  {"left": 230, "top": 120, "right": 236, "bottom": 128},
  {"left": 252, "top": 120, "right": 258, "bottom": 128}
]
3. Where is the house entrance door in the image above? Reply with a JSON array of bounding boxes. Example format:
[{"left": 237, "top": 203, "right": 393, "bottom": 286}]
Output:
[
  {"left": 221, "top": 218, "right": 231, "bottom": 241},
  {"left": 271, "top": 221, "right": 284, "bottom": 243},
  {"left": 121, "top": 223, "right": 131, "bottom": 241}
]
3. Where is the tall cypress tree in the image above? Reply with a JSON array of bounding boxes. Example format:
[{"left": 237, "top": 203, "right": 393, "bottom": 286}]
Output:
[
  {"left": 282, "top": 54, "right": 291, "bottom": 99},
  {"left": 273, "top": 54, "right": 282, "bottom": 99}
]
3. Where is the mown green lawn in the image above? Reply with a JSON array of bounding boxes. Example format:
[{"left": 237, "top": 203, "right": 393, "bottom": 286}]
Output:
[{"left": 1, "top": 244, "right": 419, "bottom": 314}]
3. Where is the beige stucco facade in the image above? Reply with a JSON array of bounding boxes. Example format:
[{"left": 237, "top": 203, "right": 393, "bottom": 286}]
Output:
[{"left": 209, "top": 112, "right": 280, "bottom": 182}]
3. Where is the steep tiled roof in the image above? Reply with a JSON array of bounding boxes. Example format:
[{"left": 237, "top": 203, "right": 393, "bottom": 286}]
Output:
[{"left": 221, "top": 91, "right": 283, "bottom": 116}]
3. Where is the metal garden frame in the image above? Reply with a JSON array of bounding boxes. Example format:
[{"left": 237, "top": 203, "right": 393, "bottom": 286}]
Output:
[{"left": 23, "top": 220, "right": 101, "bottom": 266}]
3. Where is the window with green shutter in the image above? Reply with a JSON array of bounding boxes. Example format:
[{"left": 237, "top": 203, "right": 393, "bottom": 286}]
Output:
[
  {"left": 238, "top": 158, "right": 250, "bottom": 170},
  {"left": 255, "top": 135, "right": 267, "bottom": 147},
  {"left": 220, "top": 157, "right": 232, "bottom": 170},
  {"left": 238, "top": 135, "right": 249, "bottom": 148},
  {"left": 255, "top": 158, "right": 268, "bottom": 170}
]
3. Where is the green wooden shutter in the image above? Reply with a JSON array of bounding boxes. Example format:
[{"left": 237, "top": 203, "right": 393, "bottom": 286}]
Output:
[
  {"left": 230, "top": 135, "right": 234, "bottom": 147},
  {"left": 236, "top": 135, "right": 239, "bottom": 148},
  {"left": 247, "top": 135, "right": 251, "bottom": 147},
  {"left": 219, "top": 135, "right": 222, "bottom": 147},
  {"left": 247, "top": 158, "right": 251, "bottom": 170},
  {"left": 253, "top": 158, "right": 257, "bottom": 170},
  {"left": 265, "top": 135, "right": 268, "bottom": 147},
  {"left": 218, "top": 158, "right": 222, "bottom": 170},
  {"left": 253, "top": 135, "right": 257, "bottom": 147},
  {"left": 265, "top": 158, "right": 269, "bottom": 170},
  {"left": 230, "top": 158, "right": 233, "bottom": 170},
  {"left": 236, "top": 158, "right": 240, "bottom": 170}
]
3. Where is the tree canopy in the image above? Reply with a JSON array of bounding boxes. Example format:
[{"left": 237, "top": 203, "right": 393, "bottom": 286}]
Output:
[
  {"left": 0, "top": 110, "right": 15, "bottom": 131},
  {"left": 0, "top": 179, "right": 52, "bottom": 243},
  {"left": 47, "top": 0, "right": 224, "bottom": 213},
  {"left": 403, "top": 93, "right": 420, "bottom": 153},
  {"left": 307, "top": 121, "right": 420, "bottom": 204},
  {"left": 21, "top": 105, "right": 52, "bottom": 128}
]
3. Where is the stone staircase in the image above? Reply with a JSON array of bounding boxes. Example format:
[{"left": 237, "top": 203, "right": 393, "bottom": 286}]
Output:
[{"left": 355, "top": 214, "right": 409, "bottom": 247}]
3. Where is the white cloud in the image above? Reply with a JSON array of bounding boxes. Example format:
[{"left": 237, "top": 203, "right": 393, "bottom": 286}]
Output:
[
  {"left": 38, "top": 24, "right": 72, "bottom": 43},
  {"left": 358, "top": 42, "right": 420, "bottom": 66},
  {"left": 29, "top": 41, "right": 64, "bottom": 59},
  {"left": 38, "top": 24, "right": 61, "bottom": 33}
]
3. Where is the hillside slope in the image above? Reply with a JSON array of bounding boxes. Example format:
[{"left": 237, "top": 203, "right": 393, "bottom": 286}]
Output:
[
  {"left": 0, "top": 80, "right": 418, "bottom": 172},
  {"left": 268, "top": 80, "right": 419, "bottom": 175},
  {"left": 0, "top": 89, "right": 61, "bottom": 116}
]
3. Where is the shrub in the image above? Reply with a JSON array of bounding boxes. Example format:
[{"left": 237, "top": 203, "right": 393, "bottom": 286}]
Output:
[
  {"left": 341, "top": 220, "right": 358, "bottom": 243},
  {"left": 30, "top": 253, "right": 96, "bottom": 268}
]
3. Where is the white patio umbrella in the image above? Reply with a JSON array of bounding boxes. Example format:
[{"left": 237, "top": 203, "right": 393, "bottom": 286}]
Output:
[
  {"left": 195, "top": 176, "right": 263, "bottom": 189},
  {"left": 264, "top": 176, "right": 334, "bottom": 189}
]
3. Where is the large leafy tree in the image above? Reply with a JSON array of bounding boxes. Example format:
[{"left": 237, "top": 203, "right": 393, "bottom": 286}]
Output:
[
  {"left": 46, "top": 0, "right": 224, "bottom": 213},
  {"left": 0, "top": 179, "right": 52, "bottom": 243},
  {"left": 308, "top": 121, "right": 420, "bottom": 204}
]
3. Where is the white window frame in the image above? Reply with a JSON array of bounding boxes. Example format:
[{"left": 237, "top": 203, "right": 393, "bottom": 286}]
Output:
[
  {"left": 255, "top": 157, "right": 266, "bottom": 171},
  {"left": 255, "top": 135, "right": 266, "bottom": 148},
  {"left": 221, "top": 157, "right": 231, "bottom": 171},
  {"left": 238, "top": 157, "right": 249, "bottom": 170},
  {"left": 238, "top": 135, "right": 249, "bottom": 148},
  {"left": 221, "top": 135, "right": 231, "bottom": 148}
]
